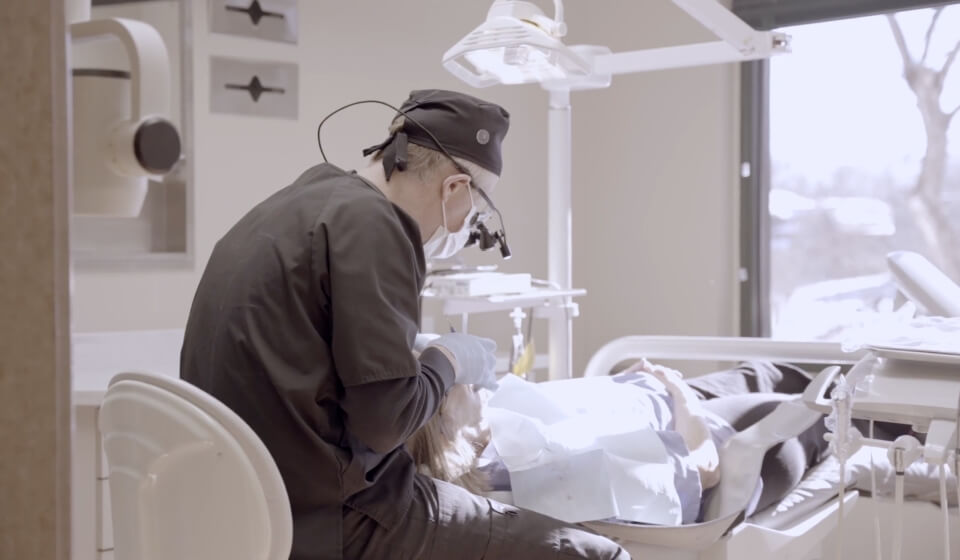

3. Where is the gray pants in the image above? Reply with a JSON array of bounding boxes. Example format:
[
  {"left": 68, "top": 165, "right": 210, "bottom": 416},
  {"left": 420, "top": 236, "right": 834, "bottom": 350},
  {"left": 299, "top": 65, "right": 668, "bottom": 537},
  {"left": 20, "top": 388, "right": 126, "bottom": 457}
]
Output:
[{"left": 343, "top": 475, "right": 629, "bottom": 559}]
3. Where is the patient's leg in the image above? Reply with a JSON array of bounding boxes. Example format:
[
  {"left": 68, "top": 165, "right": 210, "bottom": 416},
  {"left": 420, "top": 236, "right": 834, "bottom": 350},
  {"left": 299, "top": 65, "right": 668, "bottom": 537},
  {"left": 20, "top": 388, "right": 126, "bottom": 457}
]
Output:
[
  {"left": 685, "top": 361, "right": 814, "bottom": 399},
  {"left": 701, "top": 393, "right": 830, "bottom": 513},
  {"left": 687, "top": 362, "right": 912, "bottom": 442}
]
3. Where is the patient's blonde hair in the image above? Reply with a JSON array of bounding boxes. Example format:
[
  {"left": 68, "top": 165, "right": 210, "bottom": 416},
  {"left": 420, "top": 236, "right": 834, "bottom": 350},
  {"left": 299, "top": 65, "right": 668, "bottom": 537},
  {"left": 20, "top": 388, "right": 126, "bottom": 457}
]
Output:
[
  {"left": 406, "top": 384, "right": 490, "bottom": 494},
  {"left": 374, "top": 117, "right": 499, "bottom": 193}
]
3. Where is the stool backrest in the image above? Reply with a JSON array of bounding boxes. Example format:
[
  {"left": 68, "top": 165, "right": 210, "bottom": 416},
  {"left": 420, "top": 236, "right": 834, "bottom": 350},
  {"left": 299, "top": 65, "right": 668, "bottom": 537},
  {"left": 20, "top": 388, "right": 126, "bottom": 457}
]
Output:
[{"left": 99, "top": 371, "right": 292, "bottom": 560}]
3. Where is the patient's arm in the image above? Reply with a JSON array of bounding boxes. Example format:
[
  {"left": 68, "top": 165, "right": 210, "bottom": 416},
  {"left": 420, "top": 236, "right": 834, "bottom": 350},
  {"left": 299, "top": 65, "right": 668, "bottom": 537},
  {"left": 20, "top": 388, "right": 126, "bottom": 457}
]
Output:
[
  {"left": 627, "top": 360, "right": 721, "bottom": 489},
  {"left": 671, "top": 398, "right": 721, "bottom": 489}
]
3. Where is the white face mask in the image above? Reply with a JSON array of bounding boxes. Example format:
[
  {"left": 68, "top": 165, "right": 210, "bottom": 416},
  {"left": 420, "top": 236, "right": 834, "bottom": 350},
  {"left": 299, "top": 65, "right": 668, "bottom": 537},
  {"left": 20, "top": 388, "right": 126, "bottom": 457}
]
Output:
[{"left": 423, "top": 187, "right": 477, "bottom": 260}]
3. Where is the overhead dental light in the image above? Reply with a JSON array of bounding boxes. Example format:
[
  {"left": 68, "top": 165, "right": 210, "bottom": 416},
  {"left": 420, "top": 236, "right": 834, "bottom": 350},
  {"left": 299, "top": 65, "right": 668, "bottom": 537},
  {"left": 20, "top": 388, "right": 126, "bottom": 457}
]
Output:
[
  {"left": 442, "top": 0, "right": 792, "bottom": 380},
  {"left": 444, "top": 0, "right": 791, "bottom": 88},
  {"left": 443, "top": 0, "right": 595, "bottom": 87}
]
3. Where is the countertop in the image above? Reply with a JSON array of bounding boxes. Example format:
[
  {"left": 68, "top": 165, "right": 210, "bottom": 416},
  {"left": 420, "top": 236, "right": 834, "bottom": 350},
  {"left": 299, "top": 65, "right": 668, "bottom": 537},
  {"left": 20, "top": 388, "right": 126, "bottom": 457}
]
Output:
[{"left": 72, "top": 329, "right": 184, "bottom": 407}]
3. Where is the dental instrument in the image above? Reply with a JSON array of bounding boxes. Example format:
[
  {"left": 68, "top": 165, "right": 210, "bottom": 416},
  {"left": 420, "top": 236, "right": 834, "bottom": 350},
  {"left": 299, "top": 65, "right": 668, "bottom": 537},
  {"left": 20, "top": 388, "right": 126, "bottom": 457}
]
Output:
[
  {"left": 869, "top": 420, "right": 883, "bottom": 560},
  {"left": 508, "top": 308, "right": 526, "bottom": 374},
  {"left": 824, "top": 373, "right": 862, "bottom": 560},
  {"left": 940, "top": 460, "right": 951, "bottom": 560},
  {"left": 511, "top": 307, "right": 536, "bottom": 377},
  {"left": 956, "top": 395, "right": 960, "bottom": 558},
  {"left": 808, "top": 341, "right": 960, "bottom": 560},
  {"left": 887, "top": 435, "right": 922, "bottom": 560},
  {"left": 926, "top": 419, "right": 958, "bottom": 560}
]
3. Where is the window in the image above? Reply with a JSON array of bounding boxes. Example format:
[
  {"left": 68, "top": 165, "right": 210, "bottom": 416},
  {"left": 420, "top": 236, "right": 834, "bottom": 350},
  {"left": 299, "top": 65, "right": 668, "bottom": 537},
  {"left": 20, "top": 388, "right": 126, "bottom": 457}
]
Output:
[{"left": 755, "top": 6, "right": 960, "bottom": 340}]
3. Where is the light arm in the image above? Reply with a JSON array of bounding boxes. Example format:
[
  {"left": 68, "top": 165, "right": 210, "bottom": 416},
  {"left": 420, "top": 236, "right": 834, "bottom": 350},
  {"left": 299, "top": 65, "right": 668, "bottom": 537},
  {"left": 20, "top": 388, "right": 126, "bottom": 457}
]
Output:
[
  {"left": 552, "top": 0, "right": 565, "bottom": 33},
  {"left": 597, "top": 41, "right": 757, "bottom": 75},
  {"left": 593, "top": 0, "right": 790, "bottom": 77}
]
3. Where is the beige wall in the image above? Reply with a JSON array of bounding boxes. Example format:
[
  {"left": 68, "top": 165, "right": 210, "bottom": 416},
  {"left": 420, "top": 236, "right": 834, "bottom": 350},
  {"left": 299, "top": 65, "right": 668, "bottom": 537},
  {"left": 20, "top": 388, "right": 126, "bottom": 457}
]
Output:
[
  {"left": 0, "top": 0, "right": 72, "bottom": 558},
  {"left": 568, "top": 4, "right": 742, "bottom": 372},
  {"left": 73, "top": 0, "right": 740, "bottom": 374}
]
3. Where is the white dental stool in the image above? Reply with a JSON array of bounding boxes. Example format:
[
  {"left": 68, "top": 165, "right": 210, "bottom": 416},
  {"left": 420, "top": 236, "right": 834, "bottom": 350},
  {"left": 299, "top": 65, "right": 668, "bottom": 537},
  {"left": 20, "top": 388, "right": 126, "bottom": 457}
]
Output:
[{"left": 98, "top": 372, "right": 292, "bottom": 560}]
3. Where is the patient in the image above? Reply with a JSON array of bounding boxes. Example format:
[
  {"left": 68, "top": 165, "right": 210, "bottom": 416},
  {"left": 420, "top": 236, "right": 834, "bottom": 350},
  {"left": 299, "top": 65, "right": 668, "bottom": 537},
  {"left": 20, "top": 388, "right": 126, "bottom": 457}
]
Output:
[
  {"left": 406, "top": 381, "right": 492, "bottom": 494},
  {"left": 407, "top": 359, "right": 832, "bottom": 523}
]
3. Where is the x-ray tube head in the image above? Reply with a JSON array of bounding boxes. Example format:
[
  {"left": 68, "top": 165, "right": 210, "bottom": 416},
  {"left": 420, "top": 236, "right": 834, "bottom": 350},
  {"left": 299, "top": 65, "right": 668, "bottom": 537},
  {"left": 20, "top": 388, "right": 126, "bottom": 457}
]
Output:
[{"left": 71, "top": 17, "right": 182, "bottom": 217}]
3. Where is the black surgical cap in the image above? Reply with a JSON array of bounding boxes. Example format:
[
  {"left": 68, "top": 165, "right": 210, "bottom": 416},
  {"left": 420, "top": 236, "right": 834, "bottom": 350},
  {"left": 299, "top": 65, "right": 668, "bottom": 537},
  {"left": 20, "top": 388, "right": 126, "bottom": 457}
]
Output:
[{"left": 363, "top": 89, "right": 510, "bottom": 180}]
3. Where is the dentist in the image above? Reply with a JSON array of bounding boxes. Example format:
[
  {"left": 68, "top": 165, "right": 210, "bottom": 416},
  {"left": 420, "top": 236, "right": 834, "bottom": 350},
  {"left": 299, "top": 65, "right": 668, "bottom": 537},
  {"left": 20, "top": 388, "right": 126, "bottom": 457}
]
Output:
[{"left": 181, "top": 89, "right": 627, "bottom": 560}]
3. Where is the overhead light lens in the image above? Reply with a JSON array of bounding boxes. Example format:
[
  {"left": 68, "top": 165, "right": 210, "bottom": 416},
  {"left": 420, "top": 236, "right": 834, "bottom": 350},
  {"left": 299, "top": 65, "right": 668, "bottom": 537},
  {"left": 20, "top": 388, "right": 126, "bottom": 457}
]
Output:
[
  {"left": 457, "top": 45, "right": 576, "bottom": 85},
  {"left": 503, "top": 45, "right": 531, "bottom": 66},
  {"left": 442, "top": 1, "right": 591, "bottom": 87}
]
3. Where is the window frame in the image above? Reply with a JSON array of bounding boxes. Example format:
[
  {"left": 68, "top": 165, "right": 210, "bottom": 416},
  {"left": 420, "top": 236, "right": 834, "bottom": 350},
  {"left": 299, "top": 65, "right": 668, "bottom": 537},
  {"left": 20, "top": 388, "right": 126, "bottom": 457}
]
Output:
[
  {"left": 739, "top": 59, "right": 771, "bottom": 337},
  {"left": 733, "top": 0, "right": 958, "bottom": 30},
  {"left": 736, "top": 0, "right": 960, "bottom": 337}
]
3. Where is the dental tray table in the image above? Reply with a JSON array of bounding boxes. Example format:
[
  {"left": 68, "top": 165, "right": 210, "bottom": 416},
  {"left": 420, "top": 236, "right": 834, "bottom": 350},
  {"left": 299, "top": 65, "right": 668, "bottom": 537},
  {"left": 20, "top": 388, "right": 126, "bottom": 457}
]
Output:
[{"left": 422, "top": 286, "right": 586, "bottom": 316}]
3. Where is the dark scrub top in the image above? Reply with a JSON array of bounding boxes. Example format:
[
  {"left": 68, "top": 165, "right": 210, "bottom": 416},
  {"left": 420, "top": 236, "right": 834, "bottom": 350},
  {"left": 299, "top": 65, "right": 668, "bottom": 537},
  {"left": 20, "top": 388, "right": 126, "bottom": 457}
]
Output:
[{"left": 180, "top": 163, "right": 455, "bottom": 560}]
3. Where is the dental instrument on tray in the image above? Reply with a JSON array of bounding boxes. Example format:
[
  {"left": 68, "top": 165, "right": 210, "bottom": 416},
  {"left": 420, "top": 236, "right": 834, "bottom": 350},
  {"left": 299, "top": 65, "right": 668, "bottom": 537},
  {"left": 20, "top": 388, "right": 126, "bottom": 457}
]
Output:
[
  {"left": 868, "top": 420, "right": 882, "bottom": 560},
  {"left": 887, "top": 435, "right": 923, "bottom": 560},
  {"left": 824, "top": 374, "right": 862, "bottom": 560},
  {"left": 510, "top": 307, "right": 536, "bottom": 377},
  {"left": 507, "top": 308, "right": 525, "bottom": 375},
  {"left": 953, "top": 397, "right": 960, "bottom": 560}
]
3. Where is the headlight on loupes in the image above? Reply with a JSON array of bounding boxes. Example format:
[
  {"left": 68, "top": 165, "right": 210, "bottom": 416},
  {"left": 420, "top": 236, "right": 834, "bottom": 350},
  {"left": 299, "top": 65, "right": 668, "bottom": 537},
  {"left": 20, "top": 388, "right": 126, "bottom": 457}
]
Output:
[{"left": 466, "top": 214, "right": 512, "bottom": 259}]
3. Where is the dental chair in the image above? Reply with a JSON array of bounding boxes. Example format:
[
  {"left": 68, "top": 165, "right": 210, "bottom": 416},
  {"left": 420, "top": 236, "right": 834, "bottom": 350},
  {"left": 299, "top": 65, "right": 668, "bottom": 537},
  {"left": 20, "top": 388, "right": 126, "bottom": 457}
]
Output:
[
  {"left": 480, "top": 338, "right": 861, "bottom": 559},
  {"left": 98, "top": 371, "right": 292, "bottom": 560},
  {"left": 573, "top": 338, "right": 864, "bottom": 560}
]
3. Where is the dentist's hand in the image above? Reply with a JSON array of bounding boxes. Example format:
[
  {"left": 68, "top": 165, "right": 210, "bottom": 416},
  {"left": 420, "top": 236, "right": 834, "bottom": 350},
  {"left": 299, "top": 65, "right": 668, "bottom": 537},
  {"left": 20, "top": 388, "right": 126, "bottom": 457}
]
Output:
[{"left": 427, "top": 333, "right": 499, "bottom": 391}]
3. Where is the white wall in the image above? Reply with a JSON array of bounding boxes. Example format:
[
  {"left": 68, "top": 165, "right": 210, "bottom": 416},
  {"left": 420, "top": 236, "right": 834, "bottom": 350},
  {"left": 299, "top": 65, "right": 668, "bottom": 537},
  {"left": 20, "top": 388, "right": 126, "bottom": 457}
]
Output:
[{"left": 73, "top": 0, "right": 741, "bottom": 375}]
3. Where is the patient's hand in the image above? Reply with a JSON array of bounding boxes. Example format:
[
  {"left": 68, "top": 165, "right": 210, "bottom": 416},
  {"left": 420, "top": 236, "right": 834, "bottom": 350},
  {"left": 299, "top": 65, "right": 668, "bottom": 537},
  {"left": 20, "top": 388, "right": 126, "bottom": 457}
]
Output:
[{"left": 626, "top": 359, "right": 701, "bottom": 406}]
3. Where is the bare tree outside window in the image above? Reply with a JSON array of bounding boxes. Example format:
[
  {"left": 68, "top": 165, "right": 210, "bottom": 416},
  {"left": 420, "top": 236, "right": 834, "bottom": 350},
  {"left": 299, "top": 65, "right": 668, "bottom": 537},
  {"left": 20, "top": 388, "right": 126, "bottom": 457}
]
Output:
[
  {"left": 887, "top": 8, "right": 960, "bottom": 279},
  {"left": 768, "top": 7, "right": 960, "bottom": 340}
]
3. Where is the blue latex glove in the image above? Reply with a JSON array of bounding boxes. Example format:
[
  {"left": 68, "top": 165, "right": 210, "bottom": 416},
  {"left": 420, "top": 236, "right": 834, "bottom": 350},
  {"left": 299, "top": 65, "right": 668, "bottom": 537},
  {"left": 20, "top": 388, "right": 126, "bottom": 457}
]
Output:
[
  {"left": 427, "top": 333, "right": 499, "bottom": 391},
  {"left": 413, "top": 333, "right": 442, "bottom": 355}
]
